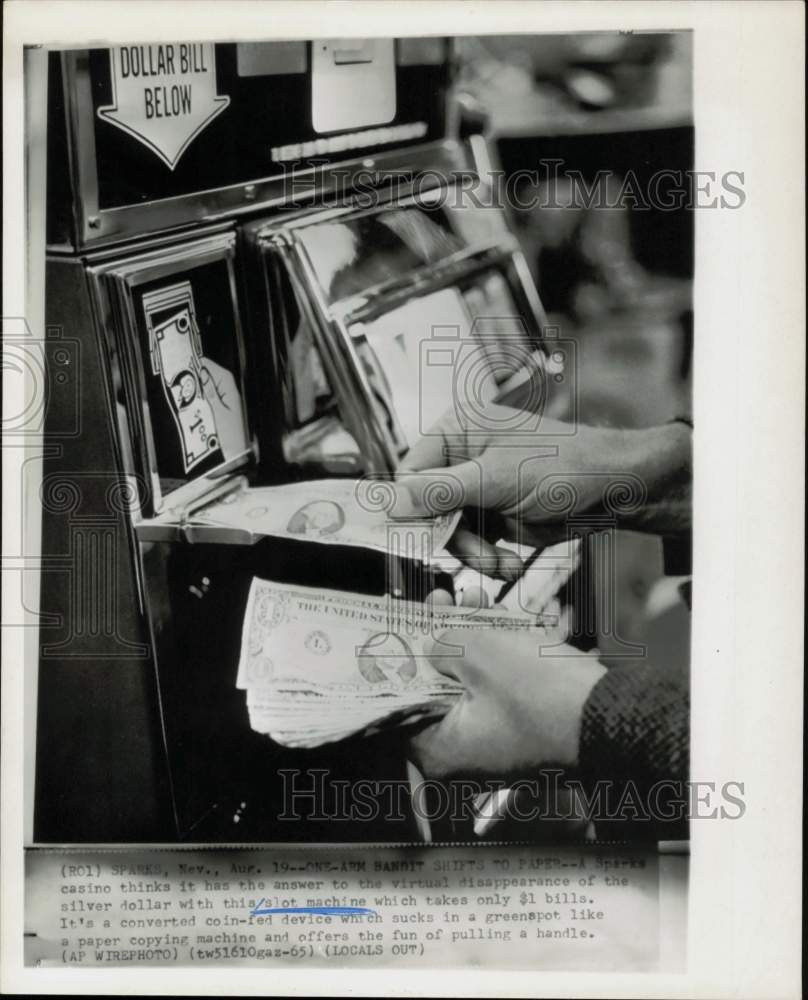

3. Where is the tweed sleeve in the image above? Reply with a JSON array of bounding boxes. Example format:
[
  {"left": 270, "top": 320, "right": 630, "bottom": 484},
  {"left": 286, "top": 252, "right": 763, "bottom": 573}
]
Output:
[{"left": 579, "top": 664, "right": 689, "bottom": 788}]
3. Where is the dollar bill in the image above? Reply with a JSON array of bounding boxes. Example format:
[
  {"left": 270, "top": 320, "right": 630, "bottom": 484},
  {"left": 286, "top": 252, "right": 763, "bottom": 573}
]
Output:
[
  {"left": 237, "top": 578, "right": 544, "bottom": 747},
  {"left": 192, "top": 478, "right": 461, "bottom": 556}
]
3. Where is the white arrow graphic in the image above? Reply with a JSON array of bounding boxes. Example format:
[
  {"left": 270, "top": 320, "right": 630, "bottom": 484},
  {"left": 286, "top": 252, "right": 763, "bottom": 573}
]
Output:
[{"left": 97, "top": 43, "right": 230, "bottom": 171}]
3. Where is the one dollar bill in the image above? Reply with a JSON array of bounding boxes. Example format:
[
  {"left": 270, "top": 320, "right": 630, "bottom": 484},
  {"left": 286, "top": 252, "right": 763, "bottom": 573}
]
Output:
[
  {"left": 192, "top": 477, "right": 460, "bottom": 556},
  {"left": 237, "top": 578, "right": 545, "bottom": 747}
]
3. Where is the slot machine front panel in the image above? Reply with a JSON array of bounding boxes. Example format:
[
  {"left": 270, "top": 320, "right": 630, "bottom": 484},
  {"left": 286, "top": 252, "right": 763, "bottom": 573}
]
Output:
[
  {"left": 245, "top": 183, "right": 552, "bottom": 475},
  {"left": 39, "top": 32, "right": 561, "bottom": 843}
]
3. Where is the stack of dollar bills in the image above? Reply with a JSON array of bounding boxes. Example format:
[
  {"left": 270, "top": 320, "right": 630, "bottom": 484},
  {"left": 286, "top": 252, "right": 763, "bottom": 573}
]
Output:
[
  {"left": 220, "top": 477, "right": 580, "bottom": 746},
  {"left": 236, "top": 579, "right": 546, "bottom": 747}
]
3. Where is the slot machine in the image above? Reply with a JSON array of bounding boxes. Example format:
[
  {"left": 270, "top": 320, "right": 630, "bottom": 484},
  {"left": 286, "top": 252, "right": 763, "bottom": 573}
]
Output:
[{"left": 35, "top": 38, "right": 559, "bottom": 843}]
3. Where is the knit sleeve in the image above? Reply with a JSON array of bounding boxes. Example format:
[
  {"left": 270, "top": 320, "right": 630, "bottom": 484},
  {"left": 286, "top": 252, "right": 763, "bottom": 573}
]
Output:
[
  {"left": 577, "top": 664, "right": 689, "bottom": 839},
  {"left": 580, "top": 661, "right": 688, "bottom": 785}
]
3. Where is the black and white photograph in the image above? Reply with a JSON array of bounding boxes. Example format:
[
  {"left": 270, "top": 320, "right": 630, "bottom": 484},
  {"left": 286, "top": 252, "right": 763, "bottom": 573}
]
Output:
[
  {"left": 2, "top": 1, "right": 803, "bottom": 993},
  {"left": 27, "top": 27, "right": 697, "bottom": 847}
]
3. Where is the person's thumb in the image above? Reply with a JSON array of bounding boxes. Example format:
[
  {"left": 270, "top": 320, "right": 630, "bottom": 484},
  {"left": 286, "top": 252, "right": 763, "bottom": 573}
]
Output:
[
  {"left": 391, "top": 461, "right": 484, "bottom": 518},
  {"left": 424, "top": 630, "right": 471, "bottom": 684}
]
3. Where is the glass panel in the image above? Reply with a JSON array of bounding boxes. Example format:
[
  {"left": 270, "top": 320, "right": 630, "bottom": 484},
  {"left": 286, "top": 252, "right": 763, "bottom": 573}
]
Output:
[
  {"left": 267, "top": 252, "right": 362, "bottom": 475},
  {"left": 348, "top": 267, "right": 533, "bottom": 449},
  {"left": 288, "top": 317, "right": 335, "bottom": 425},
  {"left": 462, "top": 269, "right": 536, "bottom": 381},
  {"left": 296, "top": 205, "right": 465, "bottom": 303},
  {"left": 270, "top": 254, "right": 338, "bottom": 429},
  {"left": 439, "top": 198, "right": 512, "bottom": 247}
]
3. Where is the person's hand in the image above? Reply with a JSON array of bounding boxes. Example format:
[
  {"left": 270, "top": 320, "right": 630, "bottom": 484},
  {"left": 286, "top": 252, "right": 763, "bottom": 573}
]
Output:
[
  {"left": 408, "top": 627, "right": 606, "bottom": 781},
  {"left": 394, "top": 403, "right": 641, "bottom": 546},
  {"left": 199, "top": 358, "right": 247, "bottom": 461}
]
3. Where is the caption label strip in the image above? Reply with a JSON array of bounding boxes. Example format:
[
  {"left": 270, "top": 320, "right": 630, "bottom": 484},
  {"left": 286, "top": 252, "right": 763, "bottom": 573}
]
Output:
[{"left": 26, "top": 846, "right": 668, "bottom": 970}]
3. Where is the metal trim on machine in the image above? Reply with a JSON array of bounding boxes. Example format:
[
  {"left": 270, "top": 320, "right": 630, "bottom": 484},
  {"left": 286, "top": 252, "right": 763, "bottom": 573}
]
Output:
[{"left": 57, "top": 50, "right": 462, "bottom": 251}]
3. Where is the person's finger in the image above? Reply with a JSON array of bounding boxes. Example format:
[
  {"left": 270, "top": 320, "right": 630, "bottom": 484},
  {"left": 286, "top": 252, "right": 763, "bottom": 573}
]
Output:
[
  {"left": 449, "top": 527, "right": 506, "bottom": 578},
  {"left": 397, "top": 430, "right": 451, "bottom": 474},
  {"left": 392, "top": 461, "right": 485, "bottom": 518},
  {"left": 448, "top": 528, "right": 524, "bottom": 584},
  {"left": 425, "top": 627, "right": 515, "bottom": 686},
  {"left": 425, "top": 587, "right": 455, "bottom": 608},
  {"left": 464, "top": 507, "right": 514, "bottom": 547},
  {"left": 457, "top": 582, "right": 491, "bottom": 609},
  {"left": 398, "top": 407, "right": 464, "bottom": 473},
  {"left": 423, "top": 630, "right": 470, "bottom": 683},
  {"left": 500, "top": 516, "right": 569, "bottom": 550},
  {"left": 198, "top": 368, "right": 215, "bottom": 400},
  {"left": 407, "top": 711, "right": 468, "bottom": 781},
  {"left": 493, "top": 546, "right": 525, "bottom": 583}
]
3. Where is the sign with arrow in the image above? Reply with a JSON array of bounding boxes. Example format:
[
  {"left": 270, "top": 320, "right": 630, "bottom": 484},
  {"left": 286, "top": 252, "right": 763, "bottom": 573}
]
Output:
[{"left": 97, "top": 43, "right": 230, "bottom": 170}]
